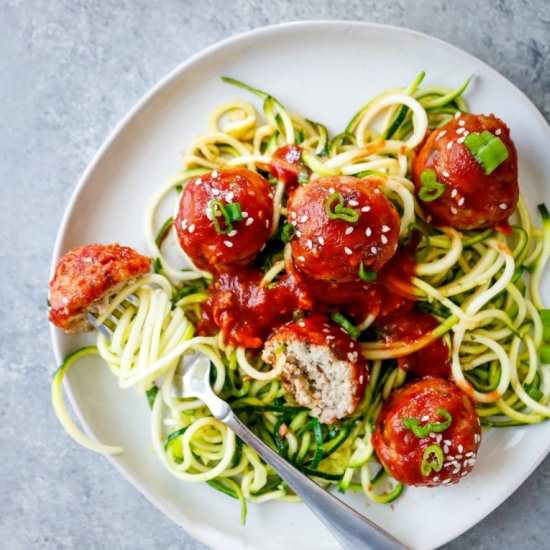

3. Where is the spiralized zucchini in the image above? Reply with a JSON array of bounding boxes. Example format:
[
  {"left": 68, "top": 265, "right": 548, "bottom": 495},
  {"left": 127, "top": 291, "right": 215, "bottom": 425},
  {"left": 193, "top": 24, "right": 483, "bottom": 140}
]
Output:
[{"left": 52, "top": 72, "right": 550, "bottom": 523}]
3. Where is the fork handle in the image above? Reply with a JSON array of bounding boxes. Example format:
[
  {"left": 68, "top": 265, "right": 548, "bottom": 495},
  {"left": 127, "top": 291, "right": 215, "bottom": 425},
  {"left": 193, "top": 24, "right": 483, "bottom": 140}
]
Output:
[{"left": 221, "top": 410, "right": 407, "bottom": 550}]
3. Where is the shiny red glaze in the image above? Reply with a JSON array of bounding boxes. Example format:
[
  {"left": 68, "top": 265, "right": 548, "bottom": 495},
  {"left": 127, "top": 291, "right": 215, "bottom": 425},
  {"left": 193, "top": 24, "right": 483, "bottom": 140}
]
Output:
[
  {"left": 378, "top": 311, "right": 451, "bottom": 378},
  {"left": 288, "top": 176, "right": 400, "bottom": 283},
  {"left": 413, "top": 113, "right": 518, "bottom": 230},
  {"left": 378, "top": 248, "right": 418, "bottom": 303},
  {"left": 199, "top": 269, "right": 309, "bottom": 349},
  {"left": 270, "top": 145, "right": 310, "bottom": 189},
  {"left": 49, "top": 243, "right": 151, "bottom": 333},
  {"left": 373, "top": 378, "right": 481, "bottom": 486},
  {"left": 266, "top": 314, "right": 368, "bottom": 408},
  {"left": 175, "top": 168, "right": 274, "bottom": 272}
]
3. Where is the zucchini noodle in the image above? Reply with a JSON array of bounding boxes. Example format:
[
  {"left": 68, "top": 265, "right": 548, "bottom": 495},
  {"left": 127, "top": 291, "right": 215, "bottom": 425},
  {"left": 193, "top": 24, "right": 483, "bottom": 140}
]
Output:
[{"left": 52, "top": 72, "right": 550, "bottom": 523}]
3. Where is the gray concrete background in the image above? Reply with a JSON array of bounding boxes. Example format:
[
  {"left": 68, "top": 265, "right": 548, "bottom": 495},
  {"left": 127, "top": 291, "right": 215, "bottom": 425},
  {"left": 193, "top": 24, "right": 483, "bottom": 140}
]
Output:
[{"left": 1, "top": 0, "right": 549, "bottom": 548}]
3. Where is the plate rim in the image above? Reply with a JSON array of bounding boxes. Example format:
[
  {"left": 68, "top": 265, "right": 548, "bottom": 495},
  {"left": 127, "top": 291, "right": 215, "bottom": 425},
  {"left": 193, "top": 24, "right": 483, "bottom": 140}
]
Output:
[{"left": 49, "top": 19, "right": 550, "bottom": 550}]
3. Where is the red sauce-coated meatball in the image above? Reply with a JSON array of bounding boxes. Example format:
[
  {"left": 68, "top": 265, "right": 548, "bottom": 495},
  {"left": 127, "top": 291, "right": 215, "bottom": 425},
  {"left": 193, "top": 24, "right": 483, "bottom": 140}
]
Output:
[
  {"left": 413, "top": 113, "right": 518, "bottom": 230},
  {"left": 377, "top": 311, "right": 451, "bottom": 379},
  {"left": 48, "top": 243, "right": 151, "bottom": 333},
  {"left": 373, "top": 378, "right": 481, "bottom": 486},
  {"left": 262, "top": 314, "right": 368, "bottom": 423},
  {"left": 175, "top": 168, "right": 274, "bottom": 272},
  {"left": 270, "top": 145, "right": 310, "bottom": 189},
  {"left": 287, "top": 176, "right": 400, "bottom": 283}
]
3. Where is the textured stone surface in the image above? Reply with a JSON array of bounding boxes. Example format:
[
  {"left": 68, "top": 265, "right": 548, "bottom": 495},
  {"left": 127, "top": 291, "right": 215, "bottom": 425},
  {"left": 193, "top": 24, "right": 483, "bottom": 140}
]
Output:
[{"left": 1, "top": 1, "right": 549, "bottom": 549}]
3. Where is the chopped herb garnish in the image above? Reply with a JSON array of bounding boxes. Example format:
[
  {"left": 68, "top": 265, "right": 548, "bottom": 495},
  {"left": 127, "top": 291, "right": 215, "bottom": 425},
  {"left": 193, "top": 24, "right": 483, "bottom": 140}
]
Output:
[
  {"left": 418, "top": 169, "right": 445, "bottom": 202},
  {"left": 464, "top": 130, "right": 509, "bottom": 175},
  {"left": 358, "top": 261, "right": 377, "bottom": 282},
  {"left": 330, "top": 312, "right": 360, "bottom": 339},
  {"left": 420, "top": 444, "right": 444, "bottom": 476},
  {"left": 403, "top": 408, "right": 453, "bottom": 438},
  {"left": 324, "top": 192, "right": 360, "bottom": 223},
  {"left": 280, "top": 223, "right": 296, "bottom": 243},
  {"left": 145, "top": 386, "right": 159, "bottom": 409},
  {"left": 208, "top": 200, "right": 243, "bottom": 234}
]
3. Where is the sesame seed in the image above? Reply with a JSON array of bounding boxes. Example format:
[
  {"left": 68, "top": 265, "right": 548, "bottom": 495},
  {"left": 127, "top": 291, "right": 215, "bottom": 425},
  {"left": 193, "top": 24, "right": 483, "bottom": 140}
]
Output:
[
  {"left": 432, "top": 476, "right": 440, "bottom": 483},
  {"left": 225, "top": 191, "right": 234, "bottom": 201},
  {"left": 465, "top": 451, "right": 474, "bottom": 457},
  {"left": 456, "top": 127, "right": 465, "bottom": 135},
  {"left": 454, "top": 112, "right": 461, "bottom": 119},
  {"left": 265, "top": 219, "right": 269, "bottom": 227},
  {"left": 457, "top": 136, "right": 466, "bottom": 144},
  {"left": 442, "top": 170, "right": 450, "bottom": 178},
  {"left": 461, "top": 471, "right": 469, "bottom": 476},
  {"left": 374, "top": 188, "right": 381, "bottom": 194},
  {"left": 361, "top": 206, "right": 371, "bottom": 213},
  {"left": 446, "top": 142, "right": 453, "bottom": 150},
  {"left": 290, "top": 212, "right": 296, "bottom": 219},
  {"left": 188, "top": 224, "right": 196, "bottom": 233},
  {"left": 443, "top": 445, "right": 450, "bottom": 454},
  {"left": 348, "top": 199, "right": 359, "bottom": 206},
  {"left": 211, "top": 188, "right": 220, "bottom": 196},
  {"left": 359, "top": 375, "right": 364, "bottom": 384},
  {"left": 328, "top": 187, "right": 335, "bottom": 193},
  {"left": 436, "top": 434, "right": 443, "bottom": 443},
  {"left": 227, "top": 229, "right": 237, "bottom": 237},
  {"left": 297, "top": 320, "right": 305, "bottom": 327},
  {"left": 224, "top": 240, "right": 233, "bottom": 248},
  {"left": 246, "top": 217, "right": 254, "bottom": 226},
  {"left": 296, "top": 230, "right": 302, "bottom": 237},
  {"left": 446, "top": 456, "right": 455, "bottom": 462},
  {"left": 381, "top": 235, "right": 388, "bottom": 244},
  {"left": 451, "top": 189, "right": 457, "bottom": 198},
  {"left": 211, "top": 170, "right": 218, "bottom": 178},
  {"left": 458, "top": 119, "right": 465, "bottom": 127},
  {"left": 241, "top": 211, "right": 249, "bottom": 218},
  {"left": 436, "top": 130, "right": 447, "bottom": 141},
  {"left": 300, "top": 215, "right": 309, "bottom": 223},
  {"left": 421, "top": 415, "right": 429, "bottom": 422},
  {"left": 365, "top": 227, "right": 372, "bottom": 237},
  {"left": 463, "top": 130, "right": 470, "bottom": 137},
  {"left": 326, "top": 335, "right": 335, "bottom": 340},
  {"left": 344, "top": 247, "right": 353, "bottom": 255},
  {"left": 307, "top": 239, "right": 313, "bottom": 249},
  {"left": 318, "top": 236, "right": 325, "bottom": 245},
  {"left": 442, "top": 478, "right": 452, "bottom": 485},
  {"left": 381, "top": 225, "right": 390, "bottom": 233},
  {"left": 455, "top": 454, "right": 463, "bottom": 460},
  {"left": 499, "top": 203, "right": 508, "bottom": 210},
  {"left": 429, "top": 432, "right": 436, "bottom": 439},
  {"left": 450, "top": 206, "right": 458, "bottom": 215},
  {"left": 370, "top": 246, "right": 378, "bottom": 254},
  {"left": 495, "top": 128, "right": 502, "bottom": 136},
  {"left": 298, "top": 256, "right": 305, "bottom": 262},
  {"left": 444, "top": 439, "right": 452, "bottom": 446},
  {"left": 458, "top": 197, "right": 465, "bottom": 206},
  {"left": 345, "top": 227, "right": 354, "bottom": 235},
  {"left": 181, "top": 219, "right": 188, "bottom": 229}
]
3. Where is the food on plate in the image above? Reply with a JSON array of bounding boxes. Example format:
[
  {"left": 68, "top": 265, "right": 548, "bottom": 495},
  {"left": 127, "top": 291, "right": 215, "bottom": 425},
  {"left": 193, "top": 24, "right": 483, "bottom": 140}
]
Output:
[
  {"left": 262, "top": 314, "right": 367, "bottom": 423},
  {"left": 175, "top": 168, "right": 274, "bottom": 272},
  {"left": 287, "top": 176, "right": 400, "bottom": 282},
  {"left": 373, "top": 378, "right": 480, "bottom": 486},
  {"left": 48, "top": 243, "right": 151, "bottom": 333},
  {"left": 413, "top": 113, "right": 518, "bottom": 230},
  {"left": 49, "top": 72, "right": 550, "bottom": 523}
]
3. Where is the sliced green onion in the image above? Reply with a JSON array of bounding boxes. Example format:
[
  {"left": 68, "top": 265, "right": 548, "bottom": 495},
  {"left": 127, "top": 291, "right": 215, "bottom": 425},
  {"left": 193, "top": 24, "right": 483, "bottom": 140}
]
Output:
[
  {"left": 208, "top": 200, "right": 243, "bottom": 234},
  {"left": 418, "top": 169, "right": 445, "bottom": 202},
  {"left": 145, "top": 386, "right": 159, "bottom": 409},
  {"left": 225, "top": 202, "right": 243, "bottom": 222},
  {"left": 330, "top": 312, "right": 360, "bottom": 339},
  {"left": 324, "top": 192, "right": 360, "bottom": 223},
  {"left": 403, "top": 408, "right": 452, "bottom": 438},
  {"left": 281, "top": 223, "right": 296, "bottom": 243},
  {"left": 464, "top": 131, "right": 509, "bottom": 175},
  {"left": 420, "top": 444, "right": 444, "bottom": 476},
  {"left": 358, "top": 261, "right": 377, "bottom": 282},
  {"left": 153, "top": 257, "right": 163, "bottom": 274}
]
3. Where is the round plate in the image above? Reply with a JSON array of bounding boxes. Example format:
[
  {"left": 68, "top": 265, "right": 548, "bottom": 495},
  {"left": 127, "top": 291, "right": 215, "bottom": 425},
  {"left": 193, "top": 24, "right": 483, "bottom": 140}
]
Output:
[{"left": 50, "top": 21, "right": 550, "bottom": 550}]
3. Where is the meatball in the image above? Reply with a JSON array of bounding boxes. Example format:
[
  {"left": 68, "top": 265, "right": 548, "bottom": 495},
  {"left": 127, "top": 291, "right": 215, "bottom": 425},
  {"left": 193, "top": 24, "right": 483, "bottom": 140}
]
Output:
[
  {"left": 373, "top": 378, "right": 481, "bottom": 486},
  {"left": 48, "top": 243, "right": 151, "bottom": 333},
  {"left": 262, "top": 314, "right": 368, "bottom": 424},
  {"left": 270, "top": 145, "right": 310, "bottom": 189},
  {"left": 287, "top": 176, "right": 400, "bottom": 283},
  {"left": 175, "top": 168, "right": 274, "bottom": 272},
  {"left": 377, "top": 311, "right": 451, "bottom": 379},
  {"left": 413, "top": 113, "right": 518, "bottom": 230}
]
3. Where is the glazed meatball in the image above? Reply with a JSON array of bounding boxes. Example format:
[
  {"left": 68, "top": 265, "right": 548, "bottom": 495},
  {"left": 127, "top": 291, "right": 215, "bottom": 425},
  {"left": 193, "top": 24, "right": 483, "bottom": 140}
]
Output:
[
  {"left": 373, "top": 378, "right": 481, "bottom": 486},
  {"left": 262, "top": 314, "right": 368, "bottom": 424},
  {"left": 287, "top": 176, "right": 400, "bottom": 283},
  {"left": 175, "top": 168, "right": 274, "bottom": 272},
  {"left": 413, "top": 113, "right": 518, "bottom": 230},
  {"left": 48, "top": 243, "right": 151, "bottom": 333},
  {"left": 270, "top": 145, "right": 310, "bottom": 189}
]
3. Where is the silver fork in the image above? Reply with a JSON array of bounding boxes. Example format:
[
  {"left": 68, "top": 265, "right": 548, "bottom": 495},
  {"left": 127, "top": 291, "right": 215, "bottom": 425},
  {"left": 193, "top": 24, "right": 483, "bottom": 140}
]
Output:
[{"left": 177, "top": 356, "right": 407, "bottom": 550}]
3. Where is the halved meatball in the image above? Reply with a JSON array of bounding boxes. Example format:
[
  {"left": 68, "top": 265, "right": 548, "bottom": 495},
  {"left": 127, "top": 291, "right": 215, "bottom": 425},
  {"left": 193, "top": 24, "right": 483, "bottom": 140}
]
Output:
[
  {"left": 373, "top": 378, "right": 481, "bottom": 486},
  {"left": 287, "top": 176, "right": 400, "bottom": 283},
  {"left": 48, "top": 243, "right": 151, "bottom": 333},
  {"left": 262, "top": 314, "right": 368, "bottom": 424},
  {"left": 413, "top": 113, "right": 518, "bottom": 230},
  {"left": 175, "top": 168, "right": 274, "bottom": 272}
]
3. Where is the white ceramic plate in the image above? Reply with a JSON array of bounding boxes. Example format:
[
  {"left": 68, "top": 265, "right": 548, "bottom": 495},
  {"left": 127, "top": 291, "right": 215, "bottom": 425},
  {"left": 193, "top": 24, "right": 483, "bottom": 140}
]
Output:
[{"left": 50, "top": 21, "right": 550, "bottom": 550}]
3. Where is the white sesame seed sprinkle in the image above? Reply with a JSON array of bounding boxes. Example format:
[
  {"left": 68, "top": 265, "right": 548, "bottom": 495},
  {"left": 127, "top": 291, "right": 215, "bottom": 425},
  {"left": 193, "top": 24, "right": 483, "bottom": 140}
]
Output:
[
  {"left": 329, "top": 187, "right": 335, "bottom": 194},
  {"left": 458, "top": 444, "right": 464, "bottom": 453},
  {"left": 296, "top": 230, "right": 302, "bottom": 237},
  {"left": 265, "top": 219, "right": 269, "bottom": 227},
  {"left": 446, "top": 141, "right": 453, "bottom": 150},
  {"left": 181, "top": 219, "right": 188, "bottom": 229},
  {"left": 436, "top": 130, "right": 447, "bottom": 141},
  {"left": 421, "top": 415, "right": 429, "bottom": 422},
  {"left": 211, "top": 188, "right": 220, "bottom": 196},
  {"left": 348, "top": 199, "right": 359, "bottom": 207},
  {"left": 451, "top": 189, "right": 458, "bottom": 198},
  {"left": 381, "top": 235, "right": 388, "bottom": 244},
  {"left": 300, "top": 215, "right": 309, "bottom": 223},
  {"left": 495, "top": 128, "right": 502, "bottom": 136},
  {"left": 318, "top": 237, "right": 325, "bottom": 245},
  {"left": 344, "top": 247, "right": 353, "bottom": 255},
  {"left": 458, "top": 119, "right": 465, "bottom": 127},
  {"left": 365, "top": 227, "right": 372, "bottom": 237},
  {"left": 307, "top": 239, "right": 313, "bottom": 249},
  {"left": 345, "top": 226, "right": 354, "bottom": 235},
  {"left": 225, "top": 191, "right": 234, "bottom": 201},
  {"left": 442, "top": 478, "right": 452, "bottom": 485},
  {"left": 211, "top": 170, "right": 218, "bottom": 178},
  {"left": 326, "top": 335, "right": 335, "bottom": 340},
  {"left": 245, "top": 217, "right": 254, "bottom": 226},
  {"left": 450, "top": 206, "right": 458, "bottom": 215},
  {"left": 290, "top": 212, "right": 296, "bottom": 219},
  {"left": 442, "top": 170, "right": 450, "bottom": 178},
  {"left": 381, "top": 225, "right": 390, "bottom": 233},
  {"left": 461, "top": 471, "right": 469, "bottom": 476},
  {"left": 457, "top": 136, "right": 466, "bottom": 144},
  {"left": 224, "top": 240, "right": 233, "bottom": 247},
  {"left": 458, "top": 197, "right": 465, "bottom": 206},
  {"left": 298, "top": 256, "right": 305, "bottom": 262},
  {"left": 227, "top": 229, "right": 237, "bottom": 237},
  {"left": 370, "top": 246, "right": 378, "bottom": 254},
  {"left": 241, "top": 211, "right": 249, "bottom": 218},
  {"left": 499, "top": 203, "right": 508, "bottom": 210},
  {"left": 456, "top": 127, "right": 465, "bottom": 135},
  {"left": 454, "top": 112, "right": 461, "bottom": 119},
  {"left": 465, "top": 451, "right": 474, "bottom": 457},
  {"left": 361, "top": 206, "right": 371, "bottom": 213},
  {"left": 188, "top": 224, "right": 196, "bottom": 233}
]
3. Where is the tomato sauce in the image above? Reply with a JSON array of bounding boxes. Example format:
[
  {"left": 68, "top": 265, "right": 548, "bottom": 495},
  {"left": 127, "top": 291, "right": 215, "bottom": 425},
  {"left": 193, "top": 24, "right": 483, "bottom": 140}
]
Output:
[{"left": 270, "top": 145, "right": 310, "bottom": 189}]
